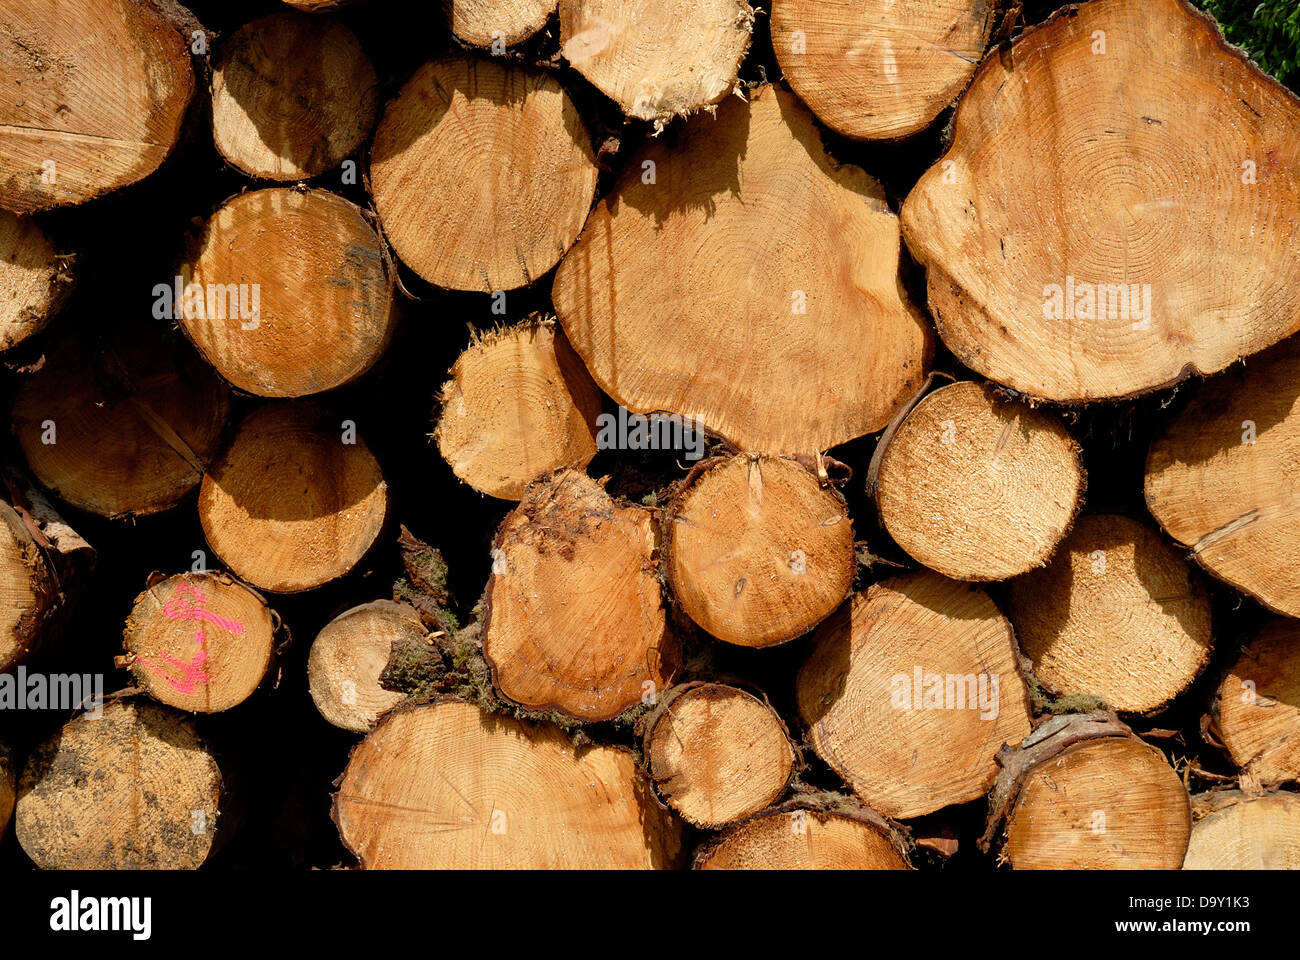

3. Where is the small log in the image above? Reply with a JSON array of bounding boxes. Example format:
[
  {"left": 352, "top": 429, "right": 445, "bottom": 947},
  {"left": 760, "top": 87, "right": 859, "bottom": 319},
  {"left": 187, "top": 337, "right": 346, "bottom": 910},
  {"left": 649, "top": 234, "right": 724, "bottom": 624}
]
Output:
[
  {"left": 181, "top": 187, "right": 396, "bottom": 397},
  {"left": 641, "top": 682, "right": 796, "bottom": 828},
  {"left": 121, "top": 571, "right": 281, "bottom": 713},
  {"left": 197, "top": 402, "right": 388, "bottom": 593},
  {"left": 12, "top": 332, "right": 230, "bottom": 518},
  {"left": 370, "top": 57, "right": 599, "bottom": 292},
  {"left": 444, "top": 0, "right": 558, "bottom": 48},
  {"left": 870, "top": 380, "right": 1085, "bottom": 582},
  {"left": 558, "top": 0, "right": 753, "bottom": 123},
  {"left": 797, "top": 570, "right": 1033, "bottom": 819},
  {"left": 332, "top": 699, "right": 683, "bottom": 868},
  {"left": 665, "top": 454, "right": 854, "bottom": 647},
  {"left": 482, "top": 469, "right": 679, "bottom": 721},
  {"left": 1212, "top": 619, "right": 1300, "bottom": 786},
  {"left": 15, "top": 698, "right": 230, "bottom": 869},
  {"left": 434, "top": 318, "right": 601, "bottom": 500},
  {"left": 0, "top": 210, "right": 74, "bottom": 351},
  {"left": 210, "top": 12, "right": 378, "bottom": 181},
  {"left": 1184, "top": 789, "right": 1300, "bottom": 870},
  {"left": 308, "top": 600, "right": 419, "bottom": 732},
  {"left": 694, "top": 798, "right": 910, "bottom": 869},
  {"left": 1007, "top": 513, "right": 1213, "bottom": 715}
]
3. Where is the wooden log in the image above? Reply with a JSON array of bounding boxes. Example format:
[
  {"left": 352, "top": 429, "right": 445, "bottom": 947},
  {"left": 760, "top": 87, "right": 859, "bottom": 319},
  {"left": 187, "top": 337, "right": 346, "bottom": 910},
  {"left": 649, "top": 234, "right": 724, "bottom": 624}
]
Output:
[
  {"left": 641, "top": 682, "right": 796, "bottom": 828},
  {"left": 553, "top": 83, "right": 932, "bottom": 455},
  {"left": 482, "top": 469, "right": 679, "bottom": 721},
  {"left": 557, "top": 0, "right": 753, "bottom": 124},
  {"left": 1007, "top": 513, "right": 1213, "bottom": 715},
  {"left": 1212, "top": 619, "right": 1300, "bottom": 786},
  {"left": 796, "top": 570, "right": 1033, "bottom": 819},
  {"left": 434, "top": 318, "right": 601, "bottom": 500},
  {"left": 370, "top": 57, "right": 599, "bottom": 292},
  {"left": 665, "top": 454, "right": 854, "bottom": 648},
  {"left": 981, "top": 712, "right": 1190, "bottom": 869},
  {"left": 869, "top": 380, "right": 1085, "bottom": 582},
  {"left": 209, "top": 13, "right": 378, "bottom": 181},
  {"left": 332, "top": 699, "right": 683, "bottom": 868},
  {"left": 120, "top": 571, "right": 281, "bottom": 714},
  {"left": 444, "top": 0, "right": 558, "bottom": 48},
  {"left": 180, "top": 187, "right": 396, "bottom": 397},
  {"left": 900, "top": 0, "right": 1300, "bottom": 402},
  {"left": 12, "top": 332, "right": 230, "bottom": 517},
  {"left": 308, "top": 600, "right": 418, "bottom": 732},
  {"left": 282, "top": 0, "right": 354, "bottom": 11},
  {"left": 15, "top": 698, "right": 229, "bottom": 869},
  {"left": 0, "top": 0, "right": 198, "bottom": 212},
  {"left": 0, "top": 469, "right": 93, "bottom": 672},
  {"left": 1184, "top": 790, "right": 1300, "bottom": 870},
  {"left": 0, "top": 210, "right": 74, "bottom": 351},
  {"left": 0, "top": 741, "right": 13, "bottom": 839},
  {"left": 1146, "top": 334, "right": 1300, "bottom": 618},
  {"left": 198, "top": 402, "right": 388, "bottom": 593},
  {"left": 771, "top": 0, "right": 995, "bottom": 140},
  {"left": 694, "top": 798, "right": 910, "bottom": 869}
]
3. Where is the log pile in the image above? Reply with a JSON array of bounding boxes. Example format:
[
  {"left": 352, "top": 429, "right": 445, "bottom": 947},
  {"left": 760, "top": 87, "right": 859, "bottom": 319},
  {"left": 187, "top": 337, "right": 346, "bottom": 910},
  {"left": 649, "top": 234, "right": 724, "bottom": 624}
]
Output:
[{"left": 0, "top": 0, "right": 1298, "bottom": 874}]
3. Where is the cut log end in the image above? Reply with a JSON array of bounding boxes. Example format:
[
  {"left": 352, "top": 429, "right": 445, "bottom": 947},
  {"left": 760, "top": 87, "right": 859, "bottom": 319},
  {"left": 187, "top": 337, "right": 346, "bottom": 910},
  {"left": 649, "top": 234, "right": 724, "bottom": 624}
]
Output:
[
  {"left": 15, "top": 699, "right": 226, "bottom": 869},
  {"left": 444, "top": 0, "right": 559, "bottom": 48},
  {"left": 183, "top": 188, "right": 396, "bottom": 398},
  {"left": 643, "top": 683, "right": 796, "bottom": 828},
  {"left": 198, "top": 403, "right": 388, "bottom": 594},
  {"left": 1184, "top": 790, "right": 1300, "bottom": 870},
  {"left": 553, "top": 82, "right": 932, "bottom": 453},
  {"left": 694, "top": 800, "right": 910, "bottom": 869},
  {"left": 333, "top": 699, "right": 683, "bottom": 868},
  {"left": 666, "top": 454, "right": 854, "bottom": 647},
  {"left": 558, "top": 0, "right": 753, "bottom": 122},
  {"left": 210, "top": 13, "right": 377, "bottom": 181},
  {"left": 370, "top": 57, "right": 598, "bottom": 292},
  {"left": 483, "top": 469, "right": 678, "bottom": 721},
  {"left": 434, "top": 319, "right": 601, "bottom": 500},
  {"left": 771, "top": 0, "right": 995, "bottom": 140},
  {"left": 0, "top": 0, "right": 196, "bottom": 212},
  {"left": 123, "top": 572, "right": 279, "bottom": 713},
  {"left": 1215, "top": 619, "right": 1300, "bottom": 786},
  {"left": 0, "top": 211, "right": 74, "bottom": 351},
  {"left": 12, "top": 334, "right": 230, "bottom": 518},
  {"left": 797, "top": 570, "right": 1032, "bottom": 819},
  {"left": 308, "top": 600, "right": 419, "bottom": 732},
  {"left": 874, "top": 380, "right": 1084, "bottom": 582},
  {"left": 1008, "top": 513, "right": 1213, "bottom": 715}
]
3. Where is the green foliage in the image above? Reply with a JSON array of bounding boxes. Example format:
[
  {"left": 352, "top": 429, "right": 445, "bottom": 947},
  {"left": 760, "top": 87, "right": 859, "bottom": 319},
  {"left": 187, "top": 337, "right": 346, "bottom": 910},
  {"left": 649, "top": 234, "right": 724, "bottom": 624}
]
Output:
[{"left": 1198, "top": 0, "right": 1300, "bottom": 89}]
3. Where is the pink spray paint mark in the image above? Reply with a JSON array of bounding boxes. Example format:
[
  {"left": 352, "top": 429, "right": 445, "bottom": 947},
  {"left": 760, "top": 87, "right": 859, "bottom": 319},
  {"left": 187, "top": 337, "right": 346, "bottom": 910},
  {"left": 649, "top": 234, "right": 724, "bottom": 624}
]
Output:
[{"left": 137, "top": 580, "right": 246, "bottom": 694}]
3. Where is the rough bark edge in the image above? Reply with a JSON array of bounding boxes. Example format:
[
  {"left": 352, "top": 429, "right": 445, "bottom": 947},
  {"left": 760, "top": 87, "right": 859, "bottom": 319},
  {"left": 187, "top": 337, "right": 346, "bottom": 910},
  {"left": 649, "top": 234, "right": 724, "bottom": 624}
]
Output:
[
  {"left": 0, "top": 240, "right": 76, "bottom": 354},
  {"left": 478, "top": 470, "right": 683, "bottom": 724},
  {"left": 116, "top": 568, "right": 290, "bottom": 713},
  {"left": 1204, "top": 633, "right": 1300, "bottom": 790},
  {"left": 691, "top": 794, "right": 913, "bottom": 869},
  {"left": 176, "top": 185, "right": 397, "bottom": 398},
  {"left": 657, "top": 453, "right": 854, "bottom": 649},
  {"left": 636, "top": 680, "right": 801, "bottom": 828},
  {"left": 978, "top": 709, "right": 1140, "bottom": 854},
  {"left": 905, "top": 0, "right": 1300, "bottom": 407},
  {"left": 328, "top": 694, "right": 684, "bottom": 869}
]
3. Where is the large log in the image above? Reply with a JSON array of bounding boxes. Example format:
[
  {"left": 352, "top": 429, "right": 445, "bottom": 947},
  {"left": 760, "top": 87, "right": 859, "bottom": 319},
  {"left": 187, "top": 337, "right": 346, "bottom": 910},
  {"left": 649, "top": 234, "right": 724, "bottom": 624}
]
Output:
[
  {"left": 15, "top": 698, "right": 230, "bottom": 869},
  {"left": 1184, "top": 790, "right": 1300, "bottom": 870},
  {"left": 797, "top": 570, "right": 1033, "bottom": 819},
  {"left": 554, "top": 83, "right": 932, "bottom": 454},
  {"left": 694, "top": 798, "right": 910, "bottom": 870},
  {"left": 901, "top": 0, "right": 1300, "bottom": 401},
  {"left": 370, "top": 57, "right": 599, "bottom": 292},
  {"left": 0, "top": 0, "right": 198, "bottom": 212},
  {"left": 332, "top": 699, "right": 683, "bottom": 868}
]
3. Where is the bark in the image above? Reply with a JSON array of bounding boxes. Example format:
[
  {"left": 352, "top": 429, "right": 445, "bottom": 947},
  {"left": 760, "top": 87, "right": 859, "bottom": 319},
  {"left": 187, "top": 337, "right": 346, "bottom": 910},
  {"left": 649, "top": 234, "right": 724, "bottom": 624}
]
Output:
[
  {"left": 309, "top": 600, "right": 421, "bottom": 733},
  {"left": 1210, "top": 619, "right": 1300, "bottom": 787}
]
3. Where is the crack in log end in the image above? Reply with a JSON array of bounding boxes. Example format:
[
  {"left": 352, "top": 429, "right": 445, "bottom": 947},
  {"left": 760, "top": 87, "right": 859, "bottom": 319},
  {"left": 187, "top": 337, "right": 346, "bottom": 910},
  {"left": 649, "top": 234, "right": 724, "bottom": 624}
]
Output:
[{"left": 1192, "top": 509, "right": 1259, "bottom": 554}]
